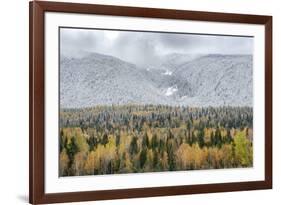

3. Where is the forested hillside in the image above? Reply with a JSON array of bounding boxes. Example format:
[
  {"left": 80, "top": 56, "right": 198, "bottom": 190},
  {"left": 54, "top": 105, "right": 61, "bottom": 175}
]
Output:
[
  {"left": 60, "top": 53, "right": 252, "bottom": 108},
  {"left": 59, "top": 105, "right": 253, "bottom": 176}
]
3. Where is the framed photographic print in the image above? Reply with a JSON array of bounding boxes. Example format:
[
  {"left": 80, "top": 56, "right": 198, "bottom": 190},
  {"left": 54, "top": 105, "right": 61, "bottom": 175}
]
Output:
[{"left": 29, "top": 1, "right": 272, "bottom": 204}]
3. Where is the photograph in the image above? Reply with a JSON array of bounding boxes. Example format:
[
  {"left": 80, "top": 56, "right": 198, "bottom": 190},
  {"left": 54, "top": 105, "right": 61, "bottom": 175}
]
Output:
[
  {"left": 58, "top": 27, "right": 253, "bottom": 177},
  {"left": 29, "top": 2, "right": 272, "bottom": 203}
]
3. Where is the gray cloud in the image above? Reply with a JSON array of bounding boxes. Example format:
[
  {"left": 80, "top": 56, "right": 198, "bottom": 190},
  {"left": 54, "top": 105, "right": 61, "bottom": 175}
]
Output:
[{"left": 60, "top": 28, "right": 253, "bottom": 66}]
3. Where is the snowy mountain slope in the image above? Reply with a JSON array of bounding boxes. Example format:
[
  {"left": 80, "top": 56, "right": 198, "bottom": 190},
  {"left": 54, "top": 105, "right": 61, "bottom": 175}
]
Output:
[
  {"left": 142, "top": 53, "right": 203, "bottom": 93},
  {"left": 60, "top": 53, "right": 170, "bottom": 108},
  {"left": 60, "top": 52, "right": 252, "bottom": 108},
  {"left": 172, "top": 54, "right": 253, "bottom": 106},
  {"left": 160, "top": 53, "right": 202, "bottom": 71}
]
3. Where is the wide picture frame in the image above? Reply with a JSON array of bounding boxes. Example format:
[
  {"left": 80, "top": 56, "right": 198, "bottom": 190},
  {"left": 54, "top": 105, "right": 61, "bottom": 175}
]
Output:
[{"left": 29, "top": 1, "right": 272, "bottom": 204}]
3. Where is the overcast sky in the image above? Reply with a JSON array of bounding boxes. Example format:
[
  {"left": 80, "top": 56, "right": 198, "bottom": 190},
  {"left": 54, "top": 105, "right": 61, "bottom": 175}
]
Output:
[{"left": 60, "top": 28, "right": 253, "bottom": 67}]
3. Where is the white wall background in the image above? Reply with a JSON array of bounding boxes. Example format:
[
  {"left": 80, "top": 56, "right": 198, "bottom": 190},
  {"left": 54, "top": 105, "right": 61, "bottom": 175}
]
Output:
[{"left": 0, "top": 0, "right": 279, "bottom": 204}]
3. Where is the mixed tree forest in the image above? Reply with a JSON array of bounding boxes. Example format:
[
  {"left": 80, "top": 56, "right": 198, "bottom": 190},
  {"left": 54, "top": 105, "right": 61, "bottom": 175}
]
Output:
[
  {"left": 59, "top": 105, "right": 253, "bottom": 176},
  {"left": 59, "top": 27, "right": 254, "bottom": 177}
]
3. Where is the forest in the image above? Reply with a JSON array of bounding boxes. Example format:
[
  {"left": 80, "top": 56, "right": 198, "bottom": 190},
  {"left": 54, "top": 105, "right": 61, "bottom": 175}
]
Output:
[{"left": 59, "top": 105, "right": 253, "bottom": 176}]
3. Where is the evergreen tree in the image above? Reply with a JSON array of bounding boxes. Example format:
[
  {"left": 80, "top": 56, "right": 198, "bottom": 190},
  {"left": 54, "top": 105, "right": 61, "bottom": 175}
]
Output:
[
  {"left": 225, "top": 129, "right": 233, "bottom": 144},
  {"left": 140, "top": 148, "right": 147, "bottom": 169},
  {"left": 198, "top": 129, "right": 205, "bottom": 148},
  {"left": 87, "top": 136, "right": 97, "bottom": 151},
  {"left": 214, "top": 128, "right": 222, "bottom": 148},
  {"left": 166, "top": 140, "right": 176, "bottom": 171},
  {"left": 142, "top": 132, "right": 150, "bottom": 149},
  {"left": 151, "top": 134, "right": 158, "bottom": 150},
  {"left": 129, "top": 136, "right": 138, "bottom": 155},
  {"left": 115, "top": 132, "right": 121, "bottom": 147},
  {"left": 66, "top": 137, "right": 78, "bottom": 164},
  {"left": 191, "top": 131, "right": 196, "bottom": 144},
  {"left": 152, "top": 150, "right": 159, "bottom": 169},
  {"left": 101, "top": 133, "right": 109, "bottom": 145}
]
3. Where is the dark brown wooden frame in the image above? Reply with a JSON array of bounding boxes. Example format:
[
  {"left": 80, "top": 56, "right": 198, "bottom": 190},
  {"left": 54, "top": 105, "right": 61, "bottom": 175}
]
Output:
[{"left": 29, "top": 1, "right": 272, "bottom": 204}]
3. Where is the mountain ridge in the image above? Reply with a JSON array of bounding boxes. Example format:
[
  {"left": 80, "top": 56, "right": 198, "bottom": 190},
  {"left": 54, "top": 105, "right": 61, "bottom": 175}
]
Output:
[{"left": 60, "top": 52, "right": 252, "bottom": 108}]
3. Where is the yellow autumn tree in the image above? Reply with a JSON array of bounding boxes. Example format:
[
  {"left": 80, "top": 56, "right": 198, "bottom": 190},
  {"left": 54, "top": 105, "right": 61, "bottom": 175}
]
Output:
[
  {"left": 234, "top": 131, "right": 252, "bottom": 167},
  {"left": 220, "top": 144, "right": 233, "bottom": 168},
  {"left": 119, "top": 152, "right": 133, "bottom": 173},
  {"left": 208, "top": 147, "right": 222, "bottom": 169},
  {"left": 161, "top": 151, "right": 169, "bottom": 171},
  {"left": 176, "top": 143, "right": 190, "bottom": 169},
  {"left": 59, "top": 148, "right": 69, "bottom": 176},
  {"left": 84, "top": 151, "right": 95, "bottom": 175},
  {"left": 94, "top": 144, "right": 106, "bottom": 174},
  {"left": 73, "top": 152, "right": 86, "bottom": 175},
  {"left": 144, "top": 149, "right": 153, "bottom": 171},
  {"left": 74, "top": 128, "right": 89, "bottom": 153},
  {"left": 104, "top": 136, "right": 117, "bottom": 173},
  {"left": 193, "top": 144, "right": 208, "bottom": 169}
]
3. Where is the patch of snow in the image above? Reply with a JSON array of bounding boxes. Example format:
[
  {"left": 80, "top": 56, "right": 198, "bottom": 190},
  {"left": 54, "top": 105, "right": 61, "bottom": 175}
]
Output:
[
  {"left": 165, "top": 86, "right": 178, "bottom": 96},
  {"left": 162, "top": 70, "right": 172, "bottom": 75}
]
